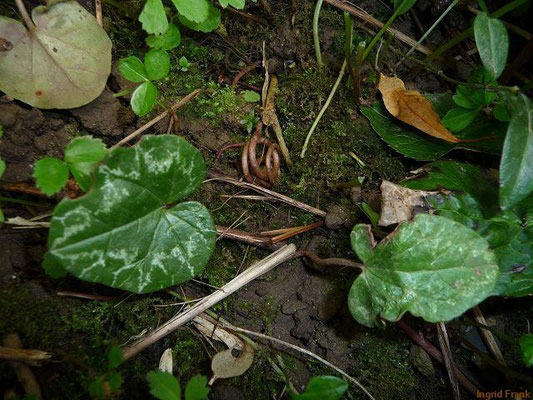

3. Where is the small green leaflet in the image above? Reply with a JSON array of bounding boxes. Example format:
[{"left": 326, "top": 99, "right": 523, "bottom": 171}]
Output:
[
  {"left": 139, "top": 0, "right": 168, "bottom": 35},
  {"left": 64, "top": 136, "right": 107, "bottom": 191},
  {"left": 171, "top": 0, "right": 211, "bottom": 23},
  {"left": 147, "top": 371, "right": 181, "bottom": 400},
  {"left": 45, "top": 135, "right": 216, "bottom": 294},
  {"left": 184, "top": 375, "right": 210, "bottom": 400},
  {"left": 119, "top": 57, "right": 149, "bottom": 83},
  {"left": 519, "top": 334, "right": 533, "bottom": 367},
  {"left": 473, "top": 12, "right": 509, "bottom": 80},
  {"left": 493, "top": 103, "right": 511, "bottom": 122},
  {"left": 107, "top": 372, "right": 123, "bottom": 392},
  {"left": 291, "top": 376, "right": 348, "bottom": 400},
  {"left": 0, "top": 159, "right": 5, "bottom": 178},
  {"left": 179, "top": 56, "right": 191, "bottom": 71},
  {"left": 348, "top": 214, "right": 499, "bottom": 327},
  {"left": 241, "top": 90, "right": 260, "bottom": 103},
  {"left": 499, "top": 94, "right": 533, "bottom": 210},
  {"left": 442, "top": 107, "right": 480, "bottom": 132},
  {"left": 219, "top": 0, "right": 246, "bottom": 8},
  {"left": 107, "top": 346, "right": 123, "bottom": 370},
  {"left": 33, "top": 158, "right": 70, "bottom": 196},
  {"left": 178, "top": 3, "right": 221, "bottom": 33},
  {"left": 145, "top": 49, "right": 171, "bottom": 81},
  {"left": 131, "top": 81, "right": 158, "bottom": 116},
  {"left": 146, "top": 24, "right": 181, "bottom": 50}
]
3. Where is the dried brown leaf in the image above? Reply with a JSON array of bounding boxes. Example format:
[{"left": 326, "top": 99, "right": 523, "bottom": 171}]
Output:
[
  {"left": 209, "top": 342, "right": 254, "bottom": 384},
  {"left": 378, "top": 74, "right": 460, "bottom": 143}
]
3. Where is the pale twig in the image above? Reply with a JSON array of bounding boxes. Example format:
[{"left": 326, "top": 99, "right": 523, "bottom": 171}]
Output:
[
  {"left": 121, "top": 244, "right": 297, "bottom": 360},
  {"left": 324, "top": 0, "right": 432, "bottom": 55},
  {"left": 300, "top": 60, "right": 346, "bottom": 158},
  {"left": 219, "top": 324, "right": 376, "bottom": 400},
  {"left": 472, "top": 306, "right": 507, "bottom": 367},
  {"left": 313, "top": 0, "right": 325, "bottom": 68},
  {"left": 112, "top": 89, "right": 201, "bottom": 149},
  {"left": 15, "top": 0, "right": 35, "bottom": 32},
  {"left": 437, "top": 323, "right": 461, "bottom": 400},
  {"left": 95, "top": 0, "right": 103, "bottom": 26}
]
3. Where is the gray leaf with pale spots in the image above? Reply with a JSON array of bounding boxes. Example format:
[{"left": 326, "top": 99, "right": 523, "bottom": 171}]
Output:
[
  {"left": 348, "top": 214, "right": 499, "bottom": 327},
  {"left": 0, "top": 1, "right": 111, "bottom": 109},
  {"left": 45, "top": 135, "right": 216, "bottom": 293}
]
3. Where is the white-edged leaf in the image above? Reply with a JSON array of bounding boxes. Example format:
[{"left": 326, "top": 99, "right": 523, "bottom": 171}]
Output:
[{"left": 131, "top": 81, "right": 158, "bottom": 117}]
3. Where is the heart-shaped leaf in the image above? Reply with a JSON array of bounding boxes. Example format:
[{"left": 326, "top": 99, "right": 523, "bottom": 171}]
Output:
[
  {"left": 348, "top": 214, "right": 499, "bottom": 327},
  {"left": 0, "top": 1, "right": 112, "bottom": 109},
  {"left": 45, "top": 135, "right": 216, "bottom": 294}
]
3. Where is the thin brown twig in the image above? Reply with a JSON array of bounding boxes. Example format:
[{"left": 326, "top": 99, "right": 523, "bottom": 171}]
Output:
[
  {"left": 215, "top": 142, "right": 245, "bottom": 161},
  {"left": 437, "top": 322, "right": 461, "bottom": 400},
  {"left": 206, "top": 170, "right": 327, "bottom": 217},
  {"left": 324, "top": 0, "right": 432, "bottom": 55},
  {"left": 223, "top": 6, "right": 267, "bottom": 25},
  {"left": 56, "top": 291, "right": 118, "bottom": 301},
  {"left": 112, "top": 89, "right": 201, "bottom": 149},
  {"left": 15, "top": 0, "right": 35, "bottom": 32},
  {"left": 296, "top": 250, "right": 364, "bottom": 269},
  {"left": 216, "top": 225, "right": 280, "bottom": 249},
  {"left": 232, "top": 61, "right": 260, "bottom": 88},
  {"left": 472, "top": 306, "right": 507, "bottom": 367}
]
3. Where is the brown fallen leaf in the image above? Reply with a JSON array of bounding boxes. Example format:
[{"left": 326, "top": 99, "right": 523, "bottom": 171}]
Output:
[{"left": 378, "top": 74, "right": 460, "bottom": 143}]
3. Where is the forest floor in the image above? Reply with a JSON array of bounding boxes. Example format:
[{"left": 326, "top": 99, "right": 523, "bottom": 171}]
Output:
[{"left": 1, "top": 0, "right": 532, "bottom": 399}]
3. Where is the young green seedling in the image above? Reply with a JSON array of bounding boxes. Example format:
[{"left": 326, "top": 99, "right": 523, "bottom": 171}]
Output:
[{"left": 147, "top": 371, "right": 210, "bottom": 400}]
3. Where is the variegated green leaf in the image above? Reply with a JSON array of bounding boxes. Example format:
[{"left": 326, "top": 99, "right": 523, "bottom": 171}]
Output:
[
  {"left": 45, "top": 135, "right": 216, "bottom": 294},
  {"left": 348, "top": 214, "right": 499, "bottom": 327}
]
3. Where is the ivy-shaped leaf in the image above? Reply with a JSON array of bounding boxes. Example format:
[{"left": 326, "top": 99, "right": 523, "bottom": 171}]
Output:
[
  {"left": 0, "top": 1, "right": 112, "bottom": 108},
  {"left": 139, "top": 0, "right": 169, "bottom": 35},
  {"left": 45, "top": 135, "right": 216, "bottom": 294},
  {"left": 348, "top": 214, "right": 499, "bottom": 327}
]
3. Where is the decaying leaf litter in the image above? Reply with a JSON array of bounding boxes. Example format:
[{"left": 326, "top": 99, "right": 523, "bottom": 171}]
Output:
[{"left": 0, "top": 0, "right": 532, "bottom": 399}]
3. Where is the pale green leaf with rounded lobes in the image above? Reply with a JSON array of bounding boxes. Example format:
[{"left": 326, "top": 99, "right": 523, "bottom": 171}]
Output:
[
  {"left": 147, "top": 371, "right": 181, "bottom": 400},
  {"left": 139, "top": 0, "right": 168, "bottom": 35},
  {"left": 219, "top": 0, "right": 245, "bottom": 9},
  {"left": 119, "top": 56, "right": 148, "bottom": 83},
  {"left": 178, "top": 4, "right": 220, "bottom": 33},
  {"left": 146, "top": 24, "right": 181, "bottom": 50},
  {"left": 474, "top": 12, "right": 509, "bottom": 80},
  {"left": 145, "top": 49, "right": 171, "bottom": 81},
  {"left": 171, "top": 0, "right": 211, "bottom": 23},
  {"left": 33, "top": 157, "right": 69, "bottom": 196},
  {"left": 0, "top": 1, "right": 111, "bottom": 109},
  {"left": 45, "top": 135, "right": 216, "bottom": 294},
  {"left": 348, "top": 214, "right": 499, "bottom": 327},
  {"left": 131, "top": 81, "right": 158, "bottom": 117},
  {"left": 499, "top": 94, "right": 533, "bottom": 210}
]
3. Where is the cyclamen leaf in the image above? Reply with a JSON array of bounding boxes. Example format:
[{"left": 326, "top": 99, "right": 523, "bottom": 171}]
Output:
[
  {"left": 145, "top": 49, "right": 171, "bottom": 81},
  {"left": 474, "top": 12, "right": 509, "bottom": 80},
  {"left": 219, "top": 0, "right": 245, "bottom": 8},
  {"left": 442, "top": 107, "right": 480, "bottom": 132},
  {"left": 131, "top": 81, "right": 158, "bottom": 117},
  {"left": 171, "top": 0, "right": 211, "bottom": 23},
  {"left": 293, "top": 376, "right": 348, "bottom": 400},
  {"left": 499, "top": 94, "right": 533, "bottom": 209},
  {"left": 178, "top": 4, "right": 220, "bottom": 33},
  {"left": 147, "top": 371, "right": 181, "bottom": 400},
  {"left": 348, "top": 214, "right": 499, "bottom": 327},
  {"left": 139, "top": 0, "right": 169, "bottom": 35},
  {"left": 119, "top": 57, "right": 148, "bottom": 83},
  {"left": 427, "top": 192, "right": 533, "bottom": 297},
  {"left": 0, "top": 1, "right": 112, "bottom": 109},
  {"left": 45, "top": 135, "right": 216, "bottom": 294},
  {"left": 33, "top": 157, "right": 69, "bottom": 196},
  {"left": 146, "top": 24, "right": 181, "bottom": 50},
  {"left": 184, "top": 375, "right": 210, "bottom": 400}
]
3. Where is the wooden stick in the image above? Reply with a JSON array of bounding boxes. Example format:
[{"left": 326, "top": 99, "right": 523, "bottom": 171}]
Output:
[
  {"left": 216, "top": 225, "right": 280, "bottom": 249},
  {"left": 3, "top": 334, "right": 43, "bottom": 399},
  {"left": 472, "top": 306, "right": 507, "bottom": 366},
  {"left": 122, "top": 244, "right": 297, "bottom": 360},
  {"left": 437, "top": 323, "right": 461, "bottom": 400},
  {"left": 207, "top": 171, "right": 326, "bottom": 218},
  {"left": 95, "top": 0, "right": 103, "bottom": 27},
  {"left": 323, "top": 0, "right": 432, "bottom": 55},
  {"left": 112, "top": 89, "right": 201, "bottom": 149},
  {"left": 0, "top": 346, "right": 52, "bottom": 364}
]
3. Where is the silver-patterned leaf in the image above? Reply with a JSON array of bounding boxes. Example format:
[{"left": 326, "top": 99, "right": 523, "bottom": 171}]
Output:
[{"left": 45, "top": 135, "right": 216, "bottom": 293}]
